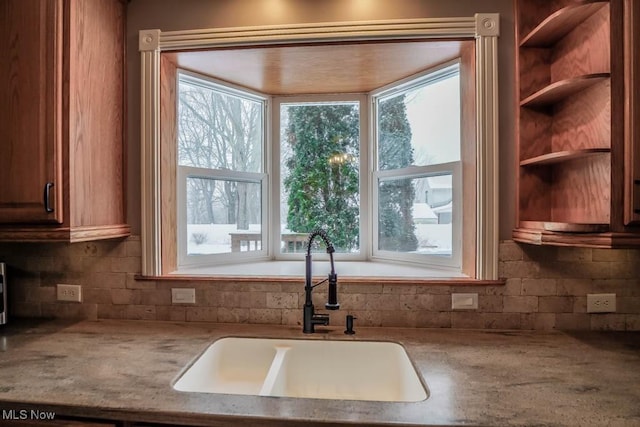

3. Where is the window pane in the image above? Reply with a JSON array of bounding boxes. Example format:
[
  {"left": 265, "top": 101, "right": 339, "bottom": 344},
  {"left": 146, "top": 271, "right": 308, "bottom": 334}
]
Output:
[
  {"left": 378, "top": 71, "right": 460, "bottom": 170},
  {"left": 378, "top": 175, "right": 453, "bottom": 256},
  {"left": 186, "top": 177, "right": 262, "bottom": 255},
  {"left": 280, "top": 102, "right": 360, "bottom": 253},
  {"left": 178, "top": 78, "right": 263, "bottom": 173}
]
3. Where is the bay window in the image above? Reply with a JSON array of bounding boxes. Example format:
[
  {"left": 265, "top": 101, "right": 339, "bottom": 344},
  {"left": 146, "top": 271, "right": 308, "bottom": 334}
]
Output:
[
  {"left": 176, "top": 62, "right": 466, "bottom": 271},
  {"left": 142, "top": 16, "right": 500, "bottom": 279}
]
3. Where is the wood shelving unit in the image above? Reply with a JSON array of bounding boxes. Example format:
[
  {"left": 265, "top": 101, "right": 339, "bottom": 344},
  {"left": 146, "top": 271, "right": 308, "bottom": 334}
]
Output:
[
  {"left": 513, "top": 0, "right": 640, "bottom": 247},
  {"left": 520, "top": 1, "right": 608, "bottom": 47}
]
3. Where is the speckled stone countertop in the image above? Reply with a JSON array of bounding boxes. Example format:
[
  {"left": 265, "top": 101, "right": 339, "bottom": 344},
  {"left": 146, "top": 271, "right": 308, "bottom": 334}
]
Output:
[{"left": 0, "top": 320, "right": 639, "bottom": 426}]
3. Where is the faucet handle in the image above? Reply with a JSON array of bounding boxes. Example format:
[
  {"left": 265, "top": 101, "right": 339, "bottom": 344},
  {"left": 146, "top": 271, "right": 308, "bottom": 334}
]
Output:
[{"left": 312, "top": 312, "right": 330, "bottom": 326}]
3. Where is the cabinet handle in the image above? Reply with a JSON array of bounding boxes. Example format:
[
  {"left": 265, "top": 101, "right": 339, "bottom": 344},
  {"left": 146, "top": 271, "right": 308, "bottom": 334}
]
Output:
[{"left": 43, "top": 182, "right": 55, "bottom": 213}]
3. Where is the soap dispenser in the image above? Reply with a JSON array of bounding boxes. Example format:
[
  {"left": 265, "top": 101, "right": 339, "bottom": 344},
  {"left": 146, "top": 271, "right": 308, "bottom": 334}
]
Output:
[{"left": 344, "top": 314, "right": 356, "bottom": 335}]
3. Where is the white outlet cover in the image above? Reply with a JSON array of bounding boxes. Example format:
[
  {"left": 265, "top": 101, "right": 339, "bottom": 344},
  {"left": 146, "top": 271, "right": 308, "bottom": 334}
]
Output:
[
  {"left": 56, "top": 284, "right": 82, "bottom": 303},
  {"left": 172, "top": 288, "right": 196, "bottom": 304},
  {"left": 451, "top": 293, "right": 478, "bottom": 310},
  {"left": 587, "top": 293, "right": 616, "bottom": 313}
]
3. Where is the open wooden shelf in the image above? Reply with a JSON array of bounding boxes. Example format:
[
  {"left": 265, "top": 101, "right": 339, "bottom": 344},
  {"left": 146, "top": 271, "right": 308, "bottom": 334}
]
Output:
[
  {"left": 515, "top": 0, "right": 640, "bottom": 247},
  {"left": 520, "top": 148, "right": 610, "bottom": 166},
  {"left": 520, "top": 73, "right": 610, "bottom": 108},
  {"left": 520, "top": 1, "right": 608, "bottom": 47},
  {"left": 519, "top": 220, "right": 609, "bottom": 233}
]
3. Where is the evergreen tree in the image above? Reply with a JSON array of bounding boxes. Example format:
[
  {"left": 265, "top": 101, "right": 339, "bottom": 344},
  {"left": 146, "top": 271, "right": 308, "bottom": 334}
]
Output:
[
  {"left": 284, "top": 104, "right": 360, "bottom": 251},
  {"left": 377, "top": 95, "right": 418, "bottom": 251}
]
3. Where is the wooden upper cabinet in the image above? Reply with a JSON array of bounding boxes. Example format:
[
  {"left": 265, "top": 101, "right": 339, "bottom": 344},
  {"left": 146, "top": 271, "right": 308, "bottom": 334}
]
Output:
[
  {"left": 0, "top": 0, "right": 129, "bottom": 242},
  {"left": 0, "top": 0, "right": 63, "bottom": 224},
  {"left": 513, "top": 0, "right": 640, "bottom": 247}
]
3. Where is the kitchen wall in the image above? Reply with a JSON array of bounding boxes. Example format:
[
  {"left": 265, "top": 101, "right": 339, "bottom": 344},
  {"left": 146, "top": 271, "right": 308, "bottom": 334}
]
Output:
[
  {"left": 2, "top": 238, "right": 639, "bottom": 330},
  {"left": 3, "top": 0, "right": 639, "bottom": 331}
]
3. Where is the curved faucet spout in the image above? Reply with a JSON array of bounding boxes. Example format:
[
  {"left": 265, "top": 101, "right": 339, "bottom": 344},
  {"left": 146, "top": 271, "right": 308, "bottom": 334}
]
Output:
[{"left": 305, "top": 229, "right": 336, "bottom": 276}]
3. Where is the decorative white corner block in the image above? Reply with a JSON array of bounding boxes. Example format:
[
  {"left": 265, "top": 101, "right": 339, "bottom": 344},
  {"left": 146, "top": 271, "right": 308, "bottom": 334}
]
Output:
[
  {"left": 475, "top": 13, "right": 500, "bottom": 37},
  {"left": 139, "top": 29, "right": 160, "bottom": 51}
]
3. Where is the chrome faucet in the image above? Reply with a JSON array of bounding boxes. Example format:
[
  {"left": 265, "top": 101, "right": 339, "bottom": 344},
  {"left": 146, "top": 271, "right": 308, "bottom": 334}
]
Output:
[{"left": 303, "top": 229, "right": 340, "bottom": 333}]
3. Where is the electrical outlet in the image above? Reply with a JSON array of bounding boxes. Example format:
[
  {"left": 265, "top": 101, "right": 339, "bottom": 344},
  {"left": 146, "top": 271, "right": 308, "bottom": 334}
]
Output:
[
  {"left": 587, "top": 293, "right": 616, "bottom": 313},
  {"left": 452, "top": 293, "right": 478, "bottom": 310},
  {"left": 172, "top": 288, "right": 196, "bottom": 304},
  {"left": 57, "top": 284, "right": 82, "bottom": 302}
]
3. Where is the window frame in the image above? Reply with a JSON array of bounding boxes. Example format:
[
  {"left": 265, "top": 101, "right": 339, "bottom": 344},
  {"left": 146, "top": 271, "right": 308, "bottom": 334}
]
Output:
[
  {"left": 140, "top": 15, "right": 500, "bottom": 279},
  {"left": 180, "top": 73, "right": 462, "bottom": 268},
  {"left": 372, "top": 162, "right": 463, "bottom": 269},
  {"left": 370, "top": 60, "right": 463, "bottom": 269},
  {"left": 272, "top": 94, "right": 369, "bottom": 262},
  {"left": 175, "top": 71, "right": 271, "bottom": 267},
  {"left": 176, "top": 165, "right": 269, "bottom": 267}
]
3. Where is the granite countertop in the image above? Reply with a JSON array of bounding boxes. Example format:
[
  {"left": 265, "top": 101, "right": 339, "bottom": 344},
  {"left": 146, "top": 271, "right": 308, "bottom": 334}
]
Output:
[{"left": 0, "top": 319, "right": 639, "bottom": 426}]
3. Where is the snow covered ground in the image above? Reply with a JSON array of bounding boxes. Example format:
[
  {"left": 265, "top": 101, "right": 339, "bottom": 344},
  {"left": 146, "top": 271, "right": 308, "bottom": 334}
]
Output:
[{"left": 186, "top": 223, "right": 452, "bottom": 255}]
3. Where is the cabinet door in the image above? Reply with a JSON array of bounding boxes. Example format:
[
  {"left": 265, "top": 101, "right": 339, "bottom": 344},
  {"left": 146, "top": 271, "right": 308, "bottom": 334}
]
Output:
[{"left": 0, "top": 0, "right": 63, "bottom": 224}]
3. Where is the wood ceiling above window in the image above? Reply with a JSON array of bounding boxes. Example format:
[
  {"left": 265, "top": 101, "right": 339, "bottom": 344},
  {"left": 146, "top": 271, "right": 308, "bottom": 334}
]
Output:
[{"left": 164, "top": 40, "right": 469, "bottom": 95}]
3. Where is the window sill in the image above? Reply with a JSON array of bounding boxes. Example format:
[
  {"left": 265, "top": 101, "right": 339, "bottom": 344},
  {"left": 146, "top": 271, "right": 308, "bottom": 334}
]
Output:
[{"left": 136, "top": 261, "right": 505, "bottom": 286}]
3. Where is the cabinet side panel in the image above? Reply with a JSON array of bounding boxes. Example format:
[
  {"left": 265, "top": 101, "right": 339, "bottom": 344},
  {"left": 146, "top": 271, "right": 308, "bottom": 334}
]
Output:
[
  {"left": 551, "top": 155, "right": 611, "bottom": 223},
  {"left": 551, "top": 79, "right": 611, "bottom": 152},
  {"left": 550, "top": 5, "right": 610, "bottom": 81},
  {"left": 67, "top": 0, "right": 125, "bottom": 227},
  {"left": 0, "top": 0, "right": 63, "bottom": 224}
]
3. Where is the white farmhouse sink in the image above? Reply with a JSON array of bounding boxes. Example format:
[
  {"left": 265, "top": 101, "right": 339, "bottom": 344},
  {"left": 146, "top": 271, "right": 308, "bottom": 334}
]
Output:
[{"left": 173, "top": 337, "right": 428, "bottom": 402}]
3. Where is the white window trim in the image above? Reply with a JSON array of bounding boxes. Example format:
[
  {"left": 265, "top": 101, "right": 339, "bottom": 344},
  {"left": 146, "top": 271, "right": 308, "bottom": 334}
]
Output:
[
  {"left": 139, "top": 15, "right": 500, "bottom": 279},
  {"left": 370, "top": 60, "right": 462, "bottom": 270},
  {"left": 372, "top": 162, "right": 462, "bottom": 269},
  {"left": 176, "top": 165, "right": 269, "bottom": 267}
]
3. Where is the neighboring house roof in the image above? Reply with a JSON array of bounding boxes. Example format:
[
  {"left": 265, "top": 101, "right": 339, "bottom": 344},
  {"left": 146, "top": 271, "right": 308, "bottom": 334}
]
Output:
[
  {"left": 412, "top": 203, "right": 438, "bottom": 220},
  {"left": 431, "top": 201, "right": 452, "bottom": 214}
]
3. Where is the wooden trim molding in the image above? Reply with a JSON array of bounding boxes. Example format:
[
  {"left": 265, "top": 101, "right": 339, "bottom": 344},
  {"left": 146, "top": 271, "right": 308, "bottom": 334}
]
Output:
[
  {"left": 513, "top": 227, "right": 640, "bottom": 248},
  {"left": 0, "top": 224, "right": 130, "bottom": 242},
  {"left": 139, "top": 16, "right": 501, "bottom": 279}
]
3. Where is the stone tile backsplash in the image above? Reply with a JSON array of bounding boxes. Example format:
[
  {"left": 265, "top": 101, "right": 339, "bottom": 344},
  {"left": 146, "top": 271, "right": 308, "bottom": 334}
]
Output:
[{"left": 1, "top": 237, "right": 639, "bottom": 331}]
